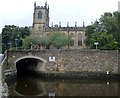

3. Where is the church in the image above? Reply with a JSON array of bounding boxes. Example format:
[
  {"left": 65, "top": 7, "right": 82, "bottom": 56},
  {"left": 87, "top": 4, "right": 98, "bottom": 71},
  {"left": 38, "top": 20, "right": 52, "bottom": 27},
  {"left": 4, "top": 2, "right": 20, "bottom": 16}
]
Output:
[{"left": 32, "top": 1, "right": 86, "bottom": 49}]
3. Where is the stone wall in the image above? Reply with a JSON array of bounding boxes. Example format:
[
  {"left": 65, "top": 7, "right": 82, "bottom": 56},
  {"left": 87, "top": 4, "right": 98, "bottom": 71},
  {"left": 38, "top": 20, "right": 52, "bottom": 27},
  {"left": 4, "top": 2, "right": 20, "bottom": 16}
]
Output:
[
  {"left": 119, "top": 51, "right": 120, "bottom": 74},
  {"left": 5, "top": 50, "right": 119, "bottom": 77}
]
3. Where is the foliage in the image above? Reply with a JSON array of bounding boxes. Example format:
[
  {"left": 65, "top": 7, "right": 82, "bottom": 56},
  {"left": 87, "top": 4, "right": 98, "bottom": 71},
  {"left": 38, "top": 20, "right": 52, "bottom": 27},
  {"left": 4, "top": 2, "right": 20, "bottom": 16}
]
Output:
[
  {"left": 22, "top": 32, "right": 73, "bottom": 49},
  {"left": 85, "top": 11, "right": 120, "bottom": 50},
  {"left": 41, "top": 36, "right": 51, "bottom": 49},
  {"left": 2, "top": 25, "right": 31, "bottom": 53},
  {"left": 0, "top": 34, "right": 2, "bottom": 53},
  {"left": 89, "top": 32, "right": 117, "bottom": 50},
  {"left": 22, "top": 35, "right": 39, "bottom": 49},
  {"left": 99, "top": 12, "right": 120, "bottom": 49},
  {"left": 49, "top": 32, "right": 68, "bottom": 49},
  {"left": 85, "top": 25, "right": 95, "bottom": 46},
  {"left": 22, "top": 35, "right": 51, "bottom": 49}
]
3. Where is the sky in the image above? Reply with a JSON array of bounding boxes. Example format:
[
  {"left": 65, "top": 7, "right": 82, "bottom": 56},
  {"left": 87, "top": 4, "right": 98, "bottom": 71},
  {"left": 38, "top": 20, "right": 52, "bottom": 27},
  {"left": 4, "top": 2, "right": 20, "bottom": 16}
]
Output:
[{"left": 0, "top": 0, "right": 119, "bottom": 33}]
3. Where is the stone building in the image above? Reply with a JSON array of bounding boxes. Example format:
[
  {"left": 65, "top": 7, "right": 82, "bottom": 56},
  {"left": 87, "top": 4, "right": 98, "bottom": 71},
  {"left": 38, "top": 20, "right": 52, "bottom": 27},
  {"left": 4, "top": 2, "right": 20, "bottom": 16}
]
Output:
[{"left": 32, "top": 1, "right": 86, "bottom": 49}]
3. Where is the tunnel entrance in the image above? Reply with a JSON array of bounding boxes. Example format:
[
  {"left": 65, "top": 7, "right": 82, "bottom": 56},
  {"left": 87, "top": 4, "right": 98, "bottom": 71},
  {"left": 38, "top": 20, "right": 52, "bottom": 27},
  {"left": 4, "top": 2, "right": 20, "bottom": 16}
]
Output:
[
  {"left": 16, "top": 58, "right": 39, "bottom": 76},
  {"left": 15, "top": 56, "right": 47, "bottom": 77}
]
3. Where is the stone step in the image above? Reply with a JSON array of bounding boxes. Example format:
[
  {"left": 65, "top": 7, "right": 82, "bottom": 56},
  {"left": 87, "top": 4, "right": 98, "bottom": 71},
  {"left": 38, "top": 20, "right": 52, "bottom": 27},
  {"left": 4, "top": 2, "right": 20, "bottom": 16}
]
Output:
[{"left": 0, "top": 94, "right": 2, "bottom": 98}]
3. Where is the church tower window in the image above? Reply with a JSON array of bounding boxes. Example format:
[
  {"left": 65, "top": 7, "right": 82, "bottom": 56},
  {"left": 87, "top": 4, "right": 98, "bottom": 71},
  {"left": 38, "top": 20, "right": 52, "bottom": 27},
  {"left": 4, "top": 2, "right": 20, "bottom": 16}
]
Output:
[
  {"left": 38, "top": 11, "right": 42, "bottom": 19},
  {"left": 78, "top": 33, "right": 82, "bottom": 46},
  {"left": 39, "top": 26, "right": 41, "bottom": 31}
]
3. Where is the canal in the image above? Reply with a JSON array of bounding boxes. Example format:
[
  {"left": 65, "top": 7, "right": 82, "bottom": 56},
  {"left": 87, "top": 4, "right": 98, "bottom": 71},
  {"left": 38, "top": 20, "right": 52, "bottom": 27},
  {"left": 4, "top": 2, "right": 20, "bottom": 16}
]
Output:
[{"left": 7, "top": 74, "right": 120, "bottom": 97}]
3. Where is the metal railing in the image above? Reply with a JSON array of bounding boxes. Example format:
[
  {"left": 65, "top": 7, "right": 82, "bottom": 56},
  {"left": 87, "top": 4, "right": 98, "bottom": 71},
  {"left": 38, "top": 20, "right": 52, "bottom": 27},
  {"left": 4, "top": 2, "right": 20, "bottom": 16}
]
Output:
[{"left": 0, "top": 51, "right": 7, "bottom": 65}]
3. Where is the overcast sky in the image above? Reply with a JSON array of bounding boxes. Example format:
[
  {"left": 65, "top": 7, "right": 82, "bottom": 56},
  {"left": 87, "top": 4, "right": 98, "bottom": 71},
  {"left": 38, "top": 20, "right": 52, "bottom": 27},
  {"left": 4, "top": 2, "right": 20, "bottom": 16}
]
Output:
[{"left": 0, "top": 0, "right": 119, "bottom": 33}]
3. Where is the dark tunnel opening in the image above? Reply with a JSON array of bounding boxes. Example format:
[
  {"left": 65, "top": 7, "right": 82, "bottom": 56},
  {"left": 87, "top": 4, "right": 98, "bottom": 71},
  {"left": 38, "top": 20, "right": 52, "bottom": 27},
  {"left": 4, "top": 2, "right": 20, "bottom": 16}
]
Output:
[{"left": 16, "top": 58, "right": 40, "bottom": 77}]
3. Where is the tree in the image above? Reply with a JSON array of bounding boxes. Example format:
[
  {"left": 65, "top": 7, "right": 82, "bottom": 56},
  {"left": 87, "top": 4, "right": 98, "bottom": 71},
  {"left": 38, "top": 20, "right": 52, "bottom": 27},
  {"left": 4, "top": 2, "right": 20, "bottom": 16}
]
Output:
[
  {"left": 22, "top": 35, "right": 39, "bottom": 49},
  {"left": 89, "top": 32, "right": 117, "bottom": 50},
  {"left": 99, "top": 12, "right": 120, "bottom": 49},
  {"left": 0, "top": 34, "right": 2, "bottom": 53},
  {"left": 22, "top": 32, "right": 73, "bottom": 49},
  {"left": 85, "top": 11, "right": 120, "bottom": 50},
  {"left": 22, "top": 35, "right": 51, "bottom": 49},
  {"left": 49, "top": 32, "right": 68, "bottom": 49},
  {"left": 85, "top": 25, "right": 95, "bottom": 46},
  {"left": 41, "top": 36, "right": 51, "bottom": 49},
  {"left": 2, "top": 25, "right": 31, "bottom": 52}
]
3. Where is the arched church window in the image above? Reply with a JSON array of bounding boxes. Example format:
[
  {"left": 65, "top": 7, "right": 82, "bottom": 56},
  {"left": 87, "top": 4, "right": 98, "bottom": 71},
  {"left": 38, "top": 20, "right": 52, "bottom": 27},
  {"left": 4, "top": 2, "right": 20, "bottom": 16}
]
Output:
[
  {"left": 78, "top": 33, "right": 82, "bottom": 46},
  {"left": 38, "top": 11, "right": 42, "bottom": 19},
  {"left": 70, "top": 33, "right": 74, "bottom": 46},
  {"left": 39, "top": 26, "right": 41, "bottom": 31},
  {"left": 70, "top": 33, "right": 74, "bottom": 40}
]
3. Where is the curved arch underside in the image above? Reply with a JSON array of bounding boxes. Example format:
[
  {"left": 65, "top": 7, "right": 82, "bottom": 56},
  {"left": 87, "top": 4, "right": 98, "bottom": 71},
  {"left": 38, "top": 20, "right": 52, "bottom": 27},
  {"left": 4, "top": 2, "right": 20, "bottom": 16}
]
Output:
[
  {"left": 14, "top": 56, "right": 47, "bottom": 65},
  {"left": 14, "top": 56, "right": 47, "bottom": 76}
]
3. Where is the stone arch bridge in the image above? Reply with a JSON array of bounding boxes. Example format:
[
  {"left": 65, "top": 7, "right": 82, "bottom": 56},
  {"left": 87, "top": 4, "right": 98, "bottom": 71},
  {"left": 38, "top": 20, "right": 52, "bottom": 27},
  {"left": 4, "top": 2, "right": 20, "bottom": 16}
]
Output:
[{"left": 1, "top": 50, "right": 120, "bottom": 78}]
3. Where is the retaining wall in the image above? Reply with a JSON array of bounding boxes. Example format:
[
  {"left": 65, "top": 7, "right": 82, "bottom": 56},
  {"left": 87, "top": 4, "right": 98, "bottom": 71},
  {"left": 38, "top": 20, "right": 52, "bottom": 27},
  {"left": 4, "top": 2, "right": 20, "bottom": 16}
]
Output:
[{"left": 4, "top": 50, "right": 120, "bottom": 78}]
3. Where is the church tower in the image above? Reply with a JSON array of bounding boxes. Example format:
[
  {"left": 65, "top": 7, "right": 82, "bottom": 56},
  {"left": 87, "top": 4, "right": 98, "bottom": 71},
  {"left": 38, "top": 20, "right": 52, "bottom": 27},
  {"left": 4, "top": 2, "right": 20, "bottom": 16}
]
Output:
[{"left": 32, "top": 1, "right": 49, "bottom": 34}]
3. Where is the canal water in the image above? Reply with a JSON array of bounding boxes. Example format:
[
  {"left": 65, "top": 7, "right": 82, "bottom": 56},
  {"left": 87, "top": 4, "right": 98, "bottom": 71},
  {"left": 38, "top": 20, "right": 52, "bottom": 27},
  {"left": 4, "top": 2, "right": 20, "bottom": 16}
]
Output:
[{"left": 7, "top": 74, "right": 120, "bottom": 97}]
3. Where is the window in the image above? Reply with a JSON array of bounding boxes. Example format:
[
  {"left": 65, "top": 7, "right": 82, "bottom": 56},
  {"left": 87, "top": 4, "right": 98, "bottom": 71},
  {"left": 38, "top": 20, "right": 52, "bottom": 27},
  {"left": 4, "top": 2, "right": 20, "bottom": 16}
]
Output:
[
  {"left": 39, "top": 26, "right": 41, "bottom": 31},
  {"left": 38, "top": 11, "right": 42, "bottom": 19},
  {"left": 70, "top": 33, "right": 74, "bottom": 46},
  {"left": 78, "top": 33, "right": 82, "bottom": 46},
  {"left": 70, "top": 33, "right": 74, "bottom": 40}
]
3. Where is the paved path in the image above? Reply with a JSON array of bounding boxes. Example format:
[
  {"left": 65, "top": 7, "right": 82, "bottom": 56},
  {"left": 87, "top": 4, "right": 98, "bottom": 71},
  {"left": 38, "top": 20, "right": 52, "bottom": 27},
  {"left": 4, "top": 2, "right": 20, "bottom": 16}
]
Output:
[
  {"left": 0, "top": 54, "right": 3, "bottom": 64},
  {"left": 0, "top": 65, "right": 9, "bottom": 98},
  {"left": 0, "top": 54, "right": 9, "bottom": 98}
]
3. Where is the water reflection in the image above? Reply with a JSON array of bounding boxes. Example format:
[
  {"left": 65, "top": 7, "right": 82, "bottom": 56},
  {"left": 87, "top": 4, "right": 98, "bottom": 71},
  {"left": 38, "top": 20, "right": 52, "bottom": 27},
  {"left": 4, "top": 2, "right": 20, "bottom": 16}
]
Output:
[
  {"left": 8, "top": 76, "right": 120, "bottom": 97},
  {"left": 15, "top": 77, "right": 43, "bottom": 96}
]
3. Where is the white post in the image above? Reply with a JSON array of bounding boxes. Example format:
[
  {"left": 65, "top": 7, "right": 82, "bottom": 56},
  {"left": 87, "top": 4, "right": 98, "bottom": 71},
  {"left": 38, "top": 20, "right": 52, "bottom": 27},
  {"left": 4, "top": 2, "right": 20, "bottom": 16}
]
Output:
[
  {"left": 107, "top": 71, "right": 109, "bottom": 75},
  {"left": 49, "top": 93, "right": 55, "bottom": 98}
]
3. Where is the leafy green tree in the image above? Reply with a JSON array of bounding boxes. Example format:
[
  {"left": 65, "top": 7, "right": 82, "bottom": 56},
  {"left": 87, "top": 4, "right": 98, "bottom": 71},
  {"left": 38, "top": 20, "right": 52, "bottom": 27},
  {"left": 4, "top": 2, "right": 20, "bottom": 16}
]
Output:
[
  {"left": 41, "top": 36, "right": 51, "bottom": 49},
  {"left": 99, "top": 12, "right": 120, "bottom": 49},
  {"left": 85, "top": 25, "right": 95, "bottom": 46},
  {"left": 90, "top": 32, "right": 117, "bottom": 50},
  {"left": 2, "top": 25, "right": 31, "bottom": 52},
  {"left": 85, "top": 11, "right": 120, "bottom": 50},
  {"left": 49, "top": 32, "right": 68, "bottom": 49},
  {"left": 0, "top": 34, "right": 2, "bottom": 53},
  {"left": 22, "top": 35, "right": 41, "bottom": 49},
  {"left": 22, "top": 32, "right": 73, "bottom": 49},
  {"left": 22, "top": 35, "right": 51, "bottom": 49}
]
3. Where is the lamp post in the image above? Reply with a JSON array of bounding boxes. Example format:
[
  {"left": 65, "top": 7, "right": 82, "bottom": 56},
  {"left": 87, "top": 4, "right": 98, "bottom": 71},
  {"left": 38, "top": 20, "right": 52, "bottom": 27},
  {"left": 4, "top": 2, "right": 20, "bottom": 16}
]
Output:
[
  {"left": 8, "top": 42, "right": 12, "bottom": 50},
  {"left": 20, "top": 38, "right": 23, "bottom": 46},
  {"left": 31, "top": 43, "right": 33, "bottom": 50},
  {"left": 15, "top": 38, "right": 19, "bottom": 50},
  {"left": 2, "top": 43, "right": 6, "bottom": 52}
]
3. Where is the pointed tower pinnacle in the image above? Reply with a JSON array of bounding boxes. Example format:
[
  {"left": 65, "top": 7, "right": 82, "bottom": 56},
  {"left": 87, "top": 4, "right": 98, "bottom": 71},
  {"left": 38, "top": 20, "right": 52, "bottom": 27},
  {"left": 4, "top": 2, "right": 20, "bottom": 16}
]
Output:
[
  {"left": 45, "top": 1, "right": 47, "bottom": 7},
  {"left": 34, "top": 1, "right": 36, "bottom": 10},
  {"left": 83, "top": 22, "right": 85, "bottom": 27},
  {"left": 48, "top": 5, "right": 49, "bottom": 10}
]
